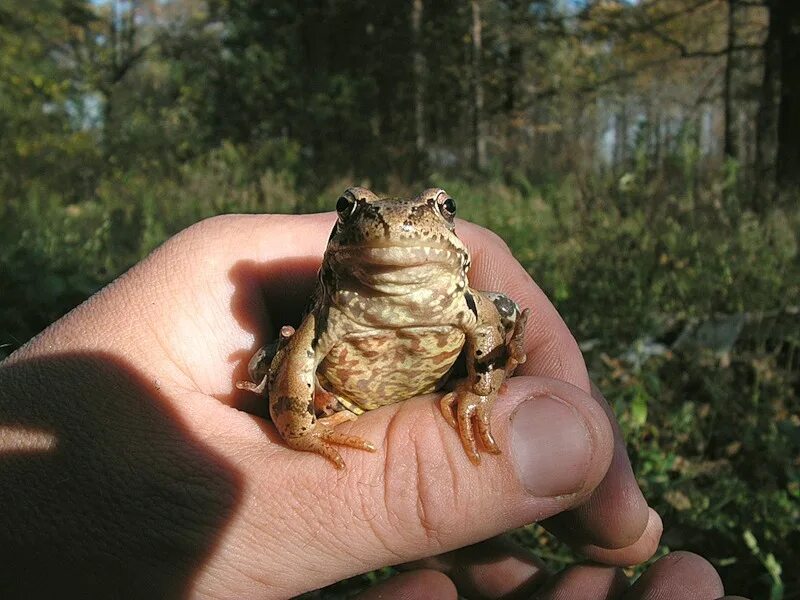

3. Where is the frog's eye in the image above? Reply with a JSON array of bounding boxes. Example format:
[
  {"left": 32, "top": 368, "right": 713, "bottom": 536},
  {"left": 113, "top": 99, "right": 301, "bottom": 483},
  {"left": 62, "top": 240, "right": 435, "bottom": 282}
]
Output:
[
  {"left": 336, "top": 194, "right": 357, "bottom": 220},
  {"left": 436, "top": 194, "right": 457, "bottom": 220}
]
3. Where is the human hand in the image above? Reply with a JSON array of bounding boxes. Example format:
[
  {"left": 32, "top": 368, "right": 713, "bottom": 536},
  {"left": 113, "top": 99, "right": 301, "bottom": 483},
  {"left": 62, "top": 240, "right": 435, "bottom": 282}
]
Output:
[
  {"left": 2, "top": 213, "right": 662, "bottom": 598},
  {"left": 356, "top": 549, "right": 745, "bottom": 599}
]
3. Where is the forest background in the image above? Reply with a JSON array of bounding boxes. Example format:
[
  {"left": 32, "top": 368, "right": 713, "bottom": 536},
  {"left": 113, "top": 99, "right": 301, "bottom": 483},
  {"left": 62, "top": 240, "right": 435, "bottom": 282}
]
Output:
[{"left": 1, "top": 0, "right": 798, "bottom": 598}]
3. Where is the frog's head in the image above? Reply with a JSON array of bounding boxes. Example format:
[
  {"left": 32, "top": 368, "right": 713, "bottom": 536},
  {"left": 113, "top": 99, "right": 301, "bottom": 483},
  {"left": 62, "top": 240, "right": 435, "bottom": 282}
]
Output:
[{"left": 325, "top": 187, "right": 470, "bottom": 280}]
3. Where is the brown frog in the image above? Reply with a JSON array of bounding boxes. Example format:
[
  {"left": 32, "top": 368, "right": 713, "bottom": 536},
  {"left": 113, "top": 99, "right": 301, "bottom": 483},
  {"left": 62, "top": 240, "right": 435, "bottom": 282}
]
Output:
[{"left": 238, "top": 187, "right": 529, "bottom": 468}]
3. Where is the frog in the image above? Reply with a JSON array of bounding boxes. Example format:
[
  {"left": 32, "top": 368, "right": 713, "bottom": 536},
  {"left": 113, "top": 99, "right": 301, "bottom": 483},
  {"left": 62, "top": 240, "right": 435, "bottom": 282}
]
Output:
[{"left": 238, "top": 187, "right": 529, "bottom": 468}]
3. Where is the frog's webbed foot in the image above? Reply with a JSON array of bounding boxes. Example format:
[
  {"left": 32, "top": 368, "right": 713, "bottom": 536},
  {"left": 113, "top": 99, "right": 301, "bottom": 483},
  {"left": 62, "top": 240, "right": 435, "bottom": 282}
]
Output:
[
  {"left": 440, "top": 386, "right": 500, "bottom": 465},
  {"left": 285, "top": 413, "right": 376, "bottom": 469}
]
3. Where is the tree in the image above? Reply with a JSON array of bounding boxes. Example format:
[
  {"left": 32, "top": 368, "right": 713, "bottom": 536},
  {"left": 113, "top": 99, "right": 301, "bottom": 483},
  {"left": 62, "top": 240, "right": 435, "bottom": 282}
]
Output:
[
  {"left": 723, "top": 0, "right": 738, "bottom": 159},
  {"left": 411, "top": 0, "right": 426, "bottom": 172},
  {"left": 0, "top": 0, "right": 100, "bottom": 198},
  {"left": 773, "top": 0, "right": 800, "bottom": 192},
  {"left": 755, "top": 0, "right": 800, "bottom": 202},
  {"left": 471, "top": 0, "right": 488, "bottom": 171}
]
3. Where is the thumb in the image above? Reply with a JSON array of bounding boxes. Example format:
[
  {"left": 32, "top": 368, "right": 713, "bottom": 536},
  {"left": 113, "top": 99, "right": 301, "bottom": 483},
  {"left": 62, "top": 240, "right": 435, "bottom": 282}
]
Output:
[{"left": 190, "top": 376, "right": 614, "bottom": 598}]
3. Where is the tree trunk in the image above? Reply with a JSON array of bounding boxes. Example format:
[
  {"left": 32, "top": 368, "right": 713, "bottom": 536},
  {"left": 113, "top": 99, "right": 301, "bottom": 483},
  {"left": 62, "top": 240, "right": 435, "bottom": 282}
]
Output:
[
  {"left": 503, "top": 0, "right": 523, "bottom": 113},
  {"left": 411, "top": 0, "right": 426, "bottom": 170},
  {"left": 756, "top": 0, "right": 800, "bottom": 205},
  {"left": 614, "top": 99, "right": 628, "bottom": 168},
  {"left": 471, "top": 0, "right": 487, "bottom": 171},
  {"left": 754, "top": 0, "right": 781, "bottom": 204},
  {"left": 775, "top": 0, "right": 800, "bottom": 192},
  {"left": 723, "top": 0, "right": 737, "bottom": 160}
]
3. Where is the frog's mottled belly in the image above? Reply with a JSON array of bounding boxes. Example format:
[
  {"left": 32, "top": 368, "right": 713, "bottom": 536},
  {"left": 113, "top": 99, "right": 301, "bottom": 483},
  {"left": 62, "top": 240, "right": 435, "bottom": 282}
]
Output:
[{"left": 317, "top": 325, "right": 465, "bottom": 410}]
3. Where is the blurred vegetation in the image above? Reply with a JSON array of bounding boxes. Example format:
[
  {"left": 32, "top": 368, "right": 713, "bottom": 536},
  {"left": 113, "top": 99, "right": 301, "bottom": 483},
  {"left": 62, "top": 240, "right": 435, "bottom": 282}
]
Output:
[{"left": 1, "top": 1, "right": 798, "bottom": 599}]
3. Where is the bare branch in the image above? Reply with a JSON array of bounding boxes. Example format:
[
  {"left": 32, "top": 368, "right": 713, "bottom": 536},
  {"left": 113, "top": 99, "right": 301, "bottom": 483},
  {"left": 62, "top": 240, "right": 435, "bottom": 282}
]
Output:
[
  {"left": 109, "top": 41, "right": 152, "bottom": 86},
  {"left": 647, "top": 26, "right": 763, "bottom": 57}
]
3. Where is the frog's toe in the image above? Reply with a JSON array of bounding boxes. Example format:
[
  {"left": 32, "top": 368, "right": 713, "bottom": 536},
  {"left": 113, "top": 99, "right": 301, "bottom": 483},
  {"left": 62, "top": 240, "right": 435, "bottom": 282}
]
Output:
[
  {"left": 457, "top": 405, "right": 481, "bottom": 465},
  {"left": 287, "top": 435, "right": 347, "bottom": 469},
  {"left": 236, "top": 375, "right": 267, "bottom": 395},
  {"left": 285, "top": 419, "right": 376, "bottom": 469},
  {"left": 320, "top": 429, "right": 376, "bottom": 453},
  {"left": 474, "top": 402, "right": 500, "bottom": 455},
  {"left": 439, "top": 392, "right": 459, "bottom": 429},
  {"left": 451, "top": 390, "right": 500, "bottom": 464}
]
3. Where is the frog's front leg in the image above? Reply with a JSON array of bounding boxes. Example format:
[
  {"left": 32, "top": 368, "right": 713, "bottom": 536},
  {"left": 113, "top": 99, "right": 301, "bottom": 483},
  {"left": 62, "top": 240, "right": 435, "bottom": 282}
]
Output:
[
  {"left": 441, "top": 293, "right": 529, "bottom": 464},
  {"left": 236, "top": 325, "right": 296, "bottom": 394},
  {"left": 269, "top": 314, "right": 375, "bottom": 469}
]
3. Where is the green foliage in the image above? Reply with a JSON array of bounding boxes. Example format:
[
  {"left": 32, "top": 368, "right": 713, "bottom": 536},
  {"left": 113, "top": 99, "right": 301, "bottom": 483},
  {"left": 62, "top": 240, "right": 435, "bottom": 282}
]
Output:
[
  {"left": 539, "top": 175, "right": 799, "bottom": 600},
  {"left": 0, "top": 0, "right": 101, "bottom": 199},
  {"left": 1, "top": 193, "right": 106, "bottom": 353}
]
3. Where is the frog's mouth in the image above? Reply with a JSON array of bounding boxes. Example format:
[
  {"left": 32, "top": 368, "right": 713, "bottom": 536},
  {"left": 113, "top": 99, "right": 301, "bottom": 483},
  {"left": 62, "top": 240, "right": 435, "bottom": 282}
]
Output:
[{"left": 332, "top": 244, "right": 462, "bottom": 268}]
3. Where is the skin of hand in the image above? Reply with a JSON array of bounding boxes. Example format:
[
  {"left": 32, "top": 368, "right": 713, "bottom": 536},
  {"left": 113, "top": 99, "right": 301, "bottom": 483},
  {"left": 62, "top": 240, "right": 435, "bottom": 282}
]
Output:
[
  {"left": 0, "top": 214, "right": 734, "bottom": 599},
  {"left": 358, "top": 551, "right": 748, "bottom": 600}
]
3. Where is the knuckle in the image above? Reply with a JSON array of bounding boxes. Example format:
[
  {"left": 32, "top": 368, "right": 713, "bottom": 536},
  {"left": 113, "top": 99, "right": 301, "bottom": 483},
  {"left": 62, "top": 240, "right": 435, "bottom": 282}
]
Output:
[{"left": 380, "top": 401, "right": 465, "bottom": 552}]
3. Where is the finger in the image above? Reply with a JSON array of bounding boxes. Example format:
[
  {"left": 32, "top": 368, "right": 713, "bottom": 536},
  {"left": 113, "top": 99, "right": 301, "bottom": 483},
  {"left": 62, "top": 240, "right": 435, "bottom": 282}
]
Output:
[
  {"left": 405, "top": 535, "right": 548, "bottom": 599},
  {"left": 451, "top": 225, "right": 654, "bottom": 559},
  {"left": 622, "top": 551, "right": 725, "bottom": 600},
  {"left": 533, "top": 563, "right": 628, "bottom": 600},
  {"left": 542, "top": 384, "right": 652, "bottom": 560},
  {"left": 577, "top": 508, "right": 662, "bottom": 567},
  {"left": 354, "top": 570, "right": 457, "bottom": 600},
  {"left": 185, "top": 376, "right": 614, "bottom": 597},
  {"left": 458, "top": 223, "right": 653, "bottom": 558}
]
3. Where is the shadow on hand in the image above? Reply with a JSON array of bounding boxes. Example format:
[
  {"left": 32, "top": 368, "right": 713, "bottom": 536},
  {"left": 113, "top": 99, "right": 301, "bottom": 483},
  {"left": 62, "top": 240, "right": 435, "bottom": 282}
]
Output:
[
  {"left": 224, "top": 256, "right": 321, "bottom": 414},
  {"left": 0, "top": 352, "right": 242, "bottom": 598},
  {"left": 228, "top": 255, "right": 321, "bottom": 337}
]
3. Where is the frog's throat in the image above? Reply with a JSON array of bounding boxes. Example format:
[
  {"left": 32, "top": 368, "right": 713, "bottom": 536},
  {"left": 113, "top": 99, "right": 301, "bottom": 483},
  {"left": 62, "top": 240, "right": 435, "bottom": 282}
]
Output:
[{"left": 333, "top": 262, "right": 466, "bottom": 297}]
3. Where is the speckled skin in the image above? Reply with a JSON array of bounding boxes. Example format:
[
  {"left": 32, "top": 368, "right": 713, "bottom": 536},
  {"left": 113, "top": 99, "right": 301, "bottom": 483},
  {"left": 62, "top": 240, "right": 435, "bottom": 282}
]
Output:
[{"left": 238, "top": 187, "right": 529, "bottom": 468}]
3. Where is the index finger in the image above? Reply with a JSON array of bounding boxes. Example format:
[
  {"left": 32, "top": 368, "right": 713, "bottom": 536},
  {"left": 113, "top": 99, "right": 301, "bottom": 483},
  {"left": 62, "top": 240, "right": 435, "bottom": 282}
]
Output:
[{"left": 457, "top": 221, "right": 654, "bottom": 560}]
